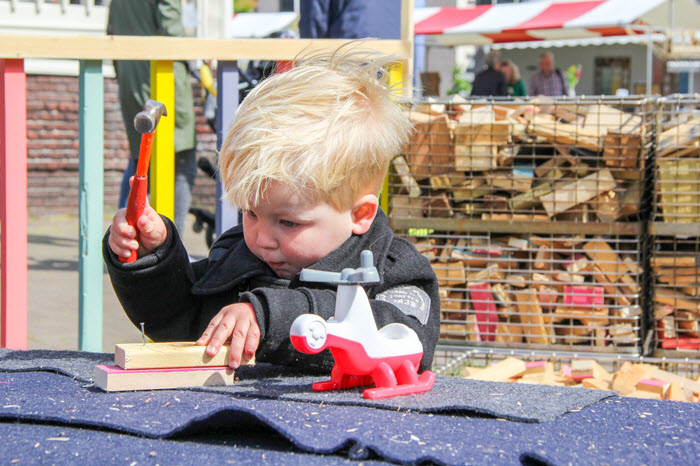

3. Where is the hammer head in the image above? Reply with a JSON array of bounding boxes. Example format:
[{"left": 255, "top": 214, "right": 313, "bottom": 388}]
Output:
[{"left": 134, "top": 99, "right": 168, "bottom": 134}]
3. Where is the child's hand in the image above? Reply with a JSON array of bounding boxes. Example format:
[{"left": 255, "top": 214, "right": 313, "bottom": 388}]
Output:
[
  {"left": 108, "top": 202, "right": 167, "bottom": 259},
  {"left": 196, "top": 303, "right": 260, "bottom": 369}
]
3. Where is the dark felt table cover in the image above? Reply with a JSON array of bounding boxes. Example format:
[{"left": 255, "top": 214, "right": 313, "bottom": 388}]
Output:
[
  {"left": 2, "top": 349, "right": 699, "bottom": 465},
  {"left": 0, "top": 349, "right": 612, "bottom": 422}
]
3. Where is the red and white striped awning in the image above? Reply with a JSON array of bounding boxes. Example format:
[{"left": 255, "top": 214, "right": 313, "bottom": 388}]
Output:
[{"left": 414, "top": 0, "right": 666, "bottom": 46}]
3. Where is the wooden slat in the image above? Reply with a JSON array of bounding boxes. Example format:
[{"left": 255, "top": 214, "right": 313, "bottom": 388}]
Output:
[
  {"left": 0, "top": 59, "right": 28, "bottom": 349},
  {"left": 149, "top": 60, "right": 175, "bottom": 221},
  {"left": 77, "top": 60, "right": 104, "bottom": 352},
  {"left": 95, "top": 364, "right": 235, "bottom": 392},
  {"left": 0, "top": 36, "right": 410, "bottom": 61},
  {"left": 115, "top": 342, "right": 255, "bottom": 370},
  {"left": 539, "top": 168, "right": 617, "bottom": 217}
]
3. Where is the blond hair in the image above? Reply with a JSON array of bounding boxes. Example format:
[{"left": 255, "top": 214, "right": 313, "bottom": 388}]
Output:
[{"left": 218, "top": 45, "right": 413, "bottom": 211}]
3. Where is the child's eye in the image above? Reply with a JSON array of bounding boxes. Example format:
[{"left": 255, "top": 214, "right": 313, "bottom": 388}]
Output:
[
  {"left": 246, "top": 210, "right": 257, "bottom": 218},
  {"left": 280, "top": 219, "right": 297, "bottom": 228}
]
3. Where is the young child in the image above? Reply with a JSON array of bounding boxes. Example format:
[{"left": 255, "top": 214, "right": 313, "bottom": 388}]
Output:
[{"left": 104, "top": 47, "right": 440, "bottom": 373}]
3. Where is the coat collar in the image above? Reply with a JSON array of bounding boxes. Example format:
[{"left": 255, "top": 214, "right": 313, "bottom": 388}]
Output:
[{"left": 191, "top": 209, "right": 394, "bottom": 294}]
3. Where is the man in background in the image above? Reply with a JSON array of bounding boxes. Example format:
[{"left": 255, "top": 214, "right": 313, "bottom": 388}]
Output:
[
  {"left": 107, "top": 0, "right": 197, "bottom": 234},
  {"left": 471, "top": 50, "right": 507, "bottom": 97},
  {"left": 529, "top": 52, "right": 569, "bottom": 97}
]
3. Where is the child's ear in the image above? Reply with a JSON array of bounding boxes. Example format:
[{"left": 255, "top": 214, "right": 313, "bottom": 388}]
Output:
[{"left": 350, "top": 194, "right": 379, "bottom": 235}]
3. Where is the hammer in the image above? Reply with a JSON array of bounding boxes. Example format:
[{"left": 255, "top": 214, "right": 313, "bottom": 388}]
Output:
[{"left": 120, "top": 99, "right": 168, "bottom": 263}]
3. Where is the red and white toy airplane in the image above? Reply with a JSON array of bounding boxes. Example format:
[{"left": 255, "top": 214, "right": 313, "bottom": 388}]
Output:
[{"left": 290, "top": 250, "right": 435, "bottom": 399}]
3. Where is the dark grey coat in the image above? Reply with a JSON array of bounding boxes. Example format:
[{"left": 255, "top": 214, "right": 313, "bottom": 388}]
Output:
[{"left": 103, "top": 210, "right": 440, "bottom": 373}]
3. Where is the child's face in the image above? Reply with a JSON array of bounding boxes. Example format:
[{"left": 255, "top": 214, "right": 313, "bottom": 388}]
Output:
[{"left": 243, "top": 182, "right": 355, "bottom": 279}]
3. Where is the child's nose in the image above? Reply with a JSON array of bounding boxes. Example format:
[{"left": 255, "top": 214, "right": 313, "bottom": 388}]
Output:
[{"left": 255, "top": 229, "right": 278, "bottom": 249}]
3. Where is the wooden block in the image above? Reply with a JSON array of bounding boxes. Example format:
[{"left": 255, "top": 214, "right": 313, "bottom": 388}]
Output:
[
  {"left": 452, "top": 178, "right": 492, "bottom": 201},
  {"left": 534, "top": 246, "right": 554, "bottom": 270},
  {"left": 666, "top": 382, "right": 694, "bottom": 402},
  {"left": 653, "top": 289, "right": 700, "bottom": 313},
  {"left": 391, "top": 195, "right": 423, "bottom": 218},
  {"left": 657, "top": 117, "right": 700, "bottom": 158},
  {"left": 460, "top": 366, "right": 485, "bottom": 378},
  {"left": 603, "top": 132, "right": 641, "bottom": 168},
  {"left": 468, "top": 282, "right": 498, "bottom": 342},
  {"left": 524, "top": 360, "right": 554, "bottom": 376},
  {"left": 657, "top": 158, "right": 700, "bottom": 222},
  {"left": 513, "top": 288, "right": 552, "bottom": 344},
  {"left": 571, "top": 359, "right": 612, "bottom": 382},
  {"left": 423, "top": 193, "right": 454, "bottom": 218},
  {"left": 627, "top": 390, "right": 662, "bottom": 400},
  {"left": 94, "top": 365, "right": 235, "bottom": 392},
  {"left": 582, "top": 238, "right": 627, "bottom": 284},
  {"left": 651, "top": 368, "right": 700, "bottom": 395},
  {"left": 404, "top": 113, "right": 454, "bottom": 178},
  {"left": 636, "top": 378, "right": 670, "bottom": 396},
  {"left": 582, "top": 378, "right": 611, "bottom": 391},
  {"left": 539, "top": 169, "right": 617, "bottom": 217},
  {"left": 508, "top": 182, "right": 552, "bottom": 210},
  {"left": 553, "top": 306, "right": 609, "bottom": 327},
  {"left": 529, "top": 115, "right": 602, "bottom": 151},
  {"left": 490, "top": 169, "right": 532, "bottom": 193},
  {"left": 391, "top": 155, "right": 421, "bottom": 197},
  {"left": 429, "top": 174, "right": 452, "bottom": 190},
  {"left": 591, "top": 265, "right": 631, "bottom": 307},
  {"left": 538, "top": 286, "right": 559, "bottom": 311},
  {"left": 465, "top": 357, "right": 526, "bottom": 382},
  {"left": 652, "top": 256, "right": 698, "bottom": 268},
  {"left": 562, "top": 285, "right": 604, "bottom": 308},
  {"left": 115, "top": 342, "right": 255, "bottom": 370},
  {"left": 433, "top": 261, "right": 466, "bottom": 287}
]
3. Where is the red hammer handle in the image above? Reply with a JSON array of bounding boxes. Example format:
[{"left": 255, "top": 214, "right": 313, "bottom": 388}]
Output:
[{"left": 120, "top": 132, "right": 154, "bottom": 263}]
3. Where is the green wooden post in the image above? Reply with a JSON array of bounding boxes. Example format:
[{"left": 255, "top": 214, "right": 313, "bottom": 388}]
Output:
[{"left": 78, "top": 60, "right": 104, "bottom": 352}]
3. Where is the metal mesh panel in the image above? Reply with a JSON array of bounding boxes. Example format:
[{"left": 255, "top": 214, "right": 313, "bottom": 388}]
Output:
[
  {"left": 653, "top": 95, "right": 700, "bottom": 224},
  {"left": 400, "top": 230, "right": 642, "bottom": 354},
  {"left": 391, "top": 97, "right": 652, "bottom": 227},
  {"left": 652, "top": 235, "right": 700, "bottom": 356}
]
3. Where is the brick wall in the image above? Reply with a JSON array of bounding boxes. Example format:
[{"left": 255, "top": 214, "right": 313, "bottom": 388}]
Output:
[{"left": 26, "top": 74, "right": 219, "bottom": 216}]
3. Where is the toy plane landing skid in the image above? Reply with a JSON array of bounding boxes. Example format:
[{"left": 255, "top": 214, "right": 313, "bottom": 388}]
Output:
[{"left": 290, "top": 250, "right": 436, "bottom": 399}]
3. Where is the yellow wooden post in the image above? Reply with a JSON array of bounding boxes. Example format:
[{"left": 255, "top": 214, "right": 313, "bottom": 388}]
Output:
[{"left": 149, "top": 59, "right": 175, "bottom": 221}]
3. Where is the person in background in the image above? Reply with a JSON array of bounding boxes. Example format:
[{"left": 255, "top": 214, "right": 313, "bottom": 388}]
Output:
[
  {"left": 500, "top": 59, "right": 527, "bottom": 97},
  {"left": 107, "top": 0, "right": 197, "bottom": 234},
  {"left": 528, "top": 52, "right": 569, "bottom": 97},
  {"left": 471, "top": 50, "right": 507, "bottom": 97}
]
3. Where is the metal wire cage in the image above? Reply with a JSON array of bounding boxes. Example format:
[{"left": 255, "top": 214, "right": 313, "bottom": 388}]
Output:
[
  {"left": 390, "top": 96, "right": 653, "bottom": 229},
  {"left": 652, "top": 235, "right": 700, "bottom": 356},
  {"left": 404, "top": 230, "right": 643, "bottom": 354},
  {"left": 389, "top": 96, "right": 652, "bottom": 357},
  {"left": 653, "top": 95, "right": 700, "bottom": 224}
]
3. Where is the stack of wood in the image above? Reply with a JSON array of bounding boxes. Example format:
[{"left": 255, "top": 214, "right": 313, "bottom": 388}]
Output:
[
  {"left": 655, "top": 117, "right": 700, "bottom": 223},
  {"left": 652, "top": 255, "right": 700, "bottom": 350},
  {"left": 410, "top": 233, "right": 641, "bottom": 348},
  {"left": 395, "top": 100, "right": 645, "bottom": 222},
  {"left": 459, "top": 357, "right": 700, "bottom": 403}
]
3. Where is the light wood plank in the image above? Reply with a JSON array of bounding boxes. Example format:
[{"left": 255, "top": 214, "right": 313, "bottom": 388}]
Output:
[
  {"left": 115, "top": 342, "right": 255, "bottom": 370},
  {"left": 95, "top": 365, "right": 235, "bottom": 392},
  {"left": 0, "top": 36, "right": 410, "bottom": 61}
]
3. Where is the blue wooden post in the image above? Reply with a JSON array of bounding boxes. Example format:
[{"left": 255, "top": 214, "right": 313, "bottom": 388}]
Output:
[
  {"left": 78, "top": 60, "right": 104, "bottom": 352},
  {"left": 215, "top": 61, "right": 239, "bottom": 236}
]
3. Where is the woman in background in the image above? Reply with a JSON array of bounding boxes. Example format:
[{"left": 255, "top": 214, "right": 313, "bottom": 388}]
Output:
[{"left": 501, "top": 59, "right": 527, "bottom": 97}]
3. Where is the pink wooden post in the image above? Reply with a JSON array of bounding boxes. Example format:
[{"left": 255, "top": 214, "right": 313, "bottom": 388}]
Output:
[{"left": 0, "top": 59, "right": 28, "bottom": 349}]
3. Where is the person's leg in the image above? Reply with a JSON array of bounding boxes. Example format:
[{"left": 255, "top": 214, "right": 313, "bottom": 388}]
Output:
[
  {"left": 118, "top": 158, "right": 137, "bottom": 209},
  {"left": 174, "top": 148, "right": 197, "bottom": 233}
]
